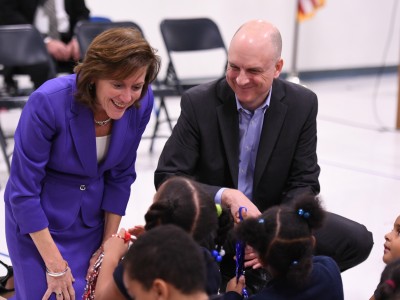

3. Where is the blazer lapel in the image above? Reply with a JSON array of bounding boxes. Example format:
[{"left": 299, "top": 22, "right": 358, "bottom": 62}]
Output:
[
  {"left": 254, "top": 80, "right": 287, "bottom": 188},
  {"left": 216, "top": 81, "right": 239, "bottom": 188},
  {"left": 69, "top": 100, "right": 98, "bottom": 176}
]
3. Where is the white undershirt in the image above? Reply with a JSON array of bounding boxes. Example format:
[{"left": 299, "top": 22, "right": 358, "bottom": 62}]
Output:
[
  {"left": 96, "top": 135, "right": 111, "bottom": 163},
  {"left": 34, "top": 0, "right": 69, "bottom": 34}
]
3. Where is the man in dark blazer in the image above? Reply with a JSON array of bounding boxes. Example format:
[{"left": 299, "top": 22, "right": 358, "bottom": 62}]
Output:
[
  {"left": 0, "top": 0, "right": 90, "bottom": 91},
  {"left": 155, "top": 19, "right": 373, "bottom": 294}
]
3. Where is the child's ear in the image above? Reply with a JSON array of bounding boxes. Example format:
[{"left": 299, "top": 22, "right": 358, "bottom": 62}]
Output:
[
  {"left": 311, "top": 235, "right": 316, "bottom": 248},
  {"left": 152, "top": 278, "right": 169, "bottom": 299}
]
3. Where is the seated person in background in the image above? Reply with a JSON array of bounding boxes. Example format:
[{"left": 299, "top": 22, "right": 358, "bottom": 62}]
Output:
[
  {"left": 122, "top": 225, "right": 237, "bottom": 300},
  {"left": 223, "top": 194, "right": 344, "bottom": 300},
  {"left": 370, "top": 214, "right": 400, "bottom": 300},
  {"left": 92, "top": 176, "right": 234, "bottom": 299},
  {"left": 0, "top": 0, "right": 90, "bottom": 91},
  {"left": 373, "top": 258, "right": 400, "bottom": 300},
  {"left": 154, "top": 18, "right": 373, "bottom": 294}
]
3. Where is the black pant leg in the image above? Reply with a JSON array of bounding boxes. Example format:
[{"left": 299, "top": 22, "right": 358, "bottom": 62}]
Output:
[
  {"left": 25, "top": 63, "right": 52, "bottom": 89},
  {"left": 3, "top": 64, "right": 50, "bottom": 90},
  {"left": 314, "top": 212, "right": 374, "bottom": 271}
]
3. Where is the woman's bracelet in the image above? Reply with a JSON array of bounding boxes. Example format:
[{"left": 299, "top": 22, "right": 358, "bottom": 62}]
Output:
[{"left": 46, "top": 260, "right": 69, "bottom": 277}]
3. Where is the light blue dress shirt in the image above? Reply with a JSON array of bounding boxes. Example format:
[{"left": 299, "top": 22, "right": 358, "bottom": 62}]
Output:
[{"left": 215, "top": 88, "right": 272, "bottom": 203}]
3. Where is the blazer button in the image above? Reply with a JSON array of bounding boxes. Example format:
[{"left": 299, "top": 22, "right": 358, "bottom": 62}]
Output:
[{"left": 80, "top": 185, "right": 86, "bottom": 191}]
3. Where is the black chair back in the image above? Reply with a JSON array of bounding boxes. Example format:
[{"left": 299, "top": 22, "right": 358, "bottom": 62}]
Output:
[
  {"left": 159, "top": 18, "right": 227, "bottom": 93},
  {"left": 0, "top": 24, "right": 56, "bottom": 74},
  {"left": 74, "top": 21, "right": 143, "bottom": 59},
  {"left": 160, "top": 18, "right": 226, "bottom": 52}
]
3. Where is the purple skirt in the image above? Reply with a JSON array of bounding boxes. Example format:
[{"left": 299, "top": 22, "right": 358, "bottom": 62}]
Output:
[{"left": 5, "top": 204, "right": 104, "bottom": 300}]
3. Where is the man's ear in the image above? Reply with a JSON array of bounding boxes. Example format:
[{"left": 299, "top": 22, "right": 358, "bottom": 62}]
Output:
[
  {"left": 152, "top": 278, "right": 169, "bottom": 299},
  {"left": 273, "top": 58, "right": 284, "bottom": 78}
]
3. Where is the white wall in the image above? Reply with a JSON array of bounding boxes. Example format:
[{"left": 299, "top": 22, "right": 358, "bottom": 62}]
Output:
[{"left": 85, "top": 0, "right": 400, "bottom": 76}]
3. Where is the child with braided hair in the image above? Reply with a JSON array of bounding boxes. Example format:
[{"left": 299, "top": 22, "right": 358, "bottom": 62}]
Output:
[
  {"left": 92, "top": 176, "right": 234, "bottom": 300},
  {"left": 373, "top": 258, "right": 400, "bottom": 300},
  {"left": 223, "top": 194, "right": 344, "bottom": 300},
  {"left": 370, "top": 214, "right": 400, "bottom": 300}
]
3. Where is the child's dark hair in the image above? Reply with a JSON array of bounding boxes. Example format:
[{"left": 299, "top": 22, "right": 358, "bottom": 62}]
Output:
[
  {"left": 123, "top": 224, "right": 206, "bottom": 293},
  {"left": 144, "top": 176, "right": 233, "bottom": 249},
  {"left": 235, "top": 193, "right": 325, "bottom": 288},
  {"left": 374, "top": 258, "right": 400, "bottom": 300}
]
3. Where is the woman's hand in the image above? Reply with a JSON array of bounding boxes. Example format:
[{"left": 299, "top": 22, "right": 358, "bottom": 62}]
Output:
[
  {"left": 42, "top": 264, "right": 75, "bottom": 300},
  {"left": 29, "top": 229, "right": 75, "bottom": 299}
]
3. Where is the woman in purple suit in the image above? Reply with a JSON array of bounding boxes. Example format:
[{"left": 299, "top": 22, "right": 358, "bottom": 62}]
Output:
[{"left": 4, "top": 27, "right": 160, "bottom": 299}]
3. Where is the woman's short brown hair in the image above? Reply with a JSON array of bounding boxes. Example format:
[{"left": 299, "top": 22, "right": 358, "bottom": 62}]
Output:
[{"left": 74, "top": 27, "right": 161, "bottom": 110}]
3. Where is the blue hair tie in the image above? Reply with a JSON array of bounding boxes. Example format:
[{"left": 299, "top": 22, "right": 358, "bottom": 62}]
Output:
[{"left": 297, "top": 208, "right": 310, "bottom": 219}]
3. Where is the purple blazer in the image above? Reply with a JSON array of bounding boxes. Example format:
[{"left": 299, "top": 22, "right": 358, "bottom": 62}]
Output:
[{"left": 5, "top": 74, "right": 153, "bottom": 234}]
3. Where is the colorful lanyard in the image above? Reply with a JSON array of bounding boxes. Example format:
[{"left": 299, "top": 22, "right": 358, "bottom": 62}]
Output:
[{"left": 235, "top": 206, "right": 249, "bottom": 298}]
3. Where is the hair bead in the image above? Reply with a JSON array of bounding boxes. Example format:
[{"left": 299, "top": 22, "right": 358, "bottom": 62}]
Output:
[
  {"left": 211, "top": 246, "right": 225, "bottom": 262},
  {"left": 386, "top": 279, "right": 396, "bottom": 289},
  {"left": 297, "top": 208, "right": 310, "bottom": 219},
  {"left": 215, "top": 204, "right": 222, "bottom": 217}
]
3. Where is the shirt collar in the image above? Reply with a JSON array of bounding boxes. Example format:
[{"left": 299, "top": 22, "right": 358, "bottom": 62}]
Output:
[{"left": 235, "top": 87, "right": 272, "bottom": 113}]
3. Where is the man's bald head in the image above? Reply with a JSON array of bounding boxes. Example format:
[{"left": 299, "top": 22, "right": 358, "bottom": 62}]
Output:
[{"left": 230, "top": 19, "right": 282, "bottom": 61}]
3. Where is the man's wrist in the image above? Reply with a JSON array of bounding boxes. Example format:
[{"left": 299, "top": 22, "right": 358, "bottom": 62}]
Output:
[{"left": 214, "top": 187, "right": 226, "bottom": 204}]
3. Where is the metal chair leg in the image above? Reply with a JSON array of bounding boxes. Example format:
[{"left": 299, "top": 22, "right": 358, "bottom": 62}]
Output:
[{"left": 0, "top": 125, "right": 10, "bottom": 174}]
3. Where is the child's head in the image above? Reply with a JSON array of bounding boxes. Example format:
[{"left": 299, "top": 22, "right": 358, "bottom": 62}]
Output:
[
  {"left": 145, "top": 176, "right": 233, "bottom": 249},
  {"left": 374, "top": 258, "right": 400, "bottom": 300},
  {"left": 384, "top": 215, "right": 400, "bottom": 264},
  {"left": 235, "top": 194, "right": 325, "bottom": 288},
  {"left": 122, "top": 225, "right": 207, "bottom": 299}
]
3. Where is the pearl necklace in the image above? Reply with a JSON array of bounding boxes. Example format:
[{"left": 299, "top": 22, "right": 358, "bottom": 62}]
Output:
[{"left": 94, "top": 117, "right": 112, "bottom": 126}]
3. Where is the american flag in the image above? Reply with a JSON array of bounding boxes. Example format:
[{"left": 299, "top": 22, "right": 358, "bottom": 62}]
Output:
[{"left": 298, "top": 0, "right": 325, "bottom": 21}]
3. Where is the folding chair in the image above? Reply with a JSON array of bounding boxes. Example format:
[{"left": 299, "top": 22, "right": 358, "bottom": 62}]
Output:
[
  {"left": 74, "top": 20, "right": 144, "bottom": 60},
  {"left": 0, "top": 24, "right": 57, "bottom": 173},
  {"left": 74, "top": 20, "right": 178, "bottom": 152},
  {"left": 159, "top": 17, "right": 228, "bottom": 94}
]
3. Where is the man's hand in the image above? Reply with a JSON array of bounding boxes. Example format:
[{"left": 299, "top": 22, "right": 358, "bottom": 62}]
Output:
[
  {"left": 67, "top": 38, "right": 81, "bottom": 61},
  {"left": 46, "top": 38, "right": 71, "bottom": 61},
  {"left": 244, "top": 245, "right": 262, "bottom": 269},
  {"left": 221, "top": 189, "right": 261, "bottom": 223}
]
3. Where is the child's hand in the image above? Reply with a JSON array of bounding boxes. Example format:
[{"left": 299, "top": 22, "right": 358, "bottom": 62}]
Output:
[
  {"left": 128, "top": 225, "right": 145, "bottom": 237},
  {"left": 103, "top": 228, "right": 130, "bottom": 259},
  {"left": 244, "top": 245, "right": 262, "bottom": 269},
  {"left": 226, "top": 275, "right": 246, "bottom": 295}
]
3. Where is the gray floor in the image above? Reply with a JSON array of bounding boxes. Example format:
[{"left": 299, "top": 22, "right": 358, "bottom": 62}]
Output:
[{"left": 1, "top": 70, "right": 399, "bottom": 299}]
